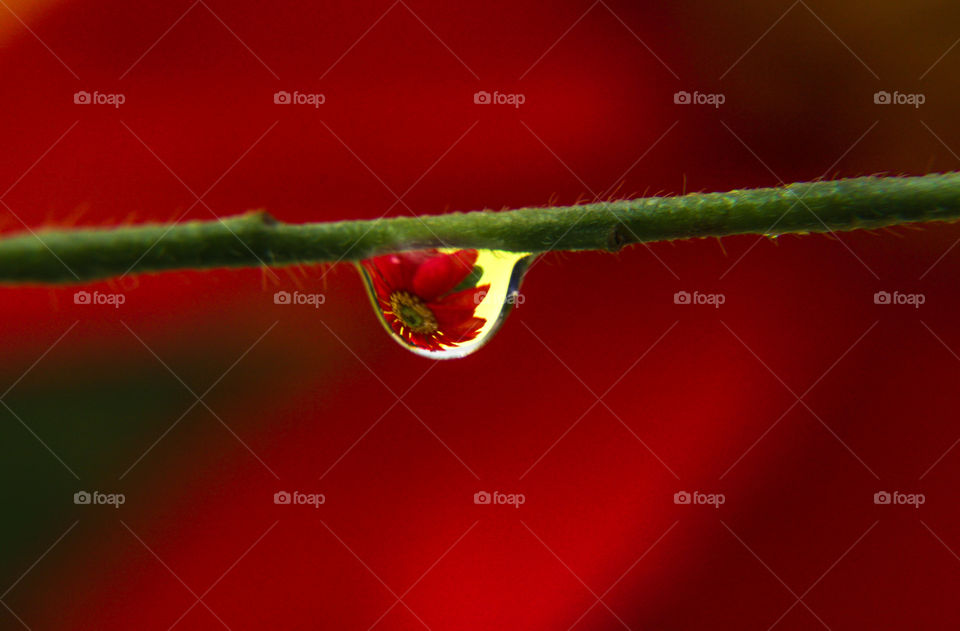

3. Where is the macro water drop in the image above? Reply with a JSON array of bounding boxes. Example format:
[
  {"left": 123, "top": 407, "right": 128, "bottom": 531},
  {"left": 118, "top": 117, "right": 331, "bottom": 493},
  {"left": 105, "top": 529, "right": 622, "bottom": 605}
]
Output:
[{"left": 357, "top": 248, "right": 533, "bottom": 359}]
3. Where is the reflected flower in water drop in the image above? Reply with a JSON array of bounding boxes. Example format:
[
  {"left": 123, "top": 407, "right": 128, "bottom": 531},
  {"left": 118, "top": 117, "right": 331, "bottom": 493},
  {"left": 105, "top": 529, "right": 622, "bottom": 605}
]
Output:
[{"left": 360, "top": 249, "right": 490, "bottom": 352}]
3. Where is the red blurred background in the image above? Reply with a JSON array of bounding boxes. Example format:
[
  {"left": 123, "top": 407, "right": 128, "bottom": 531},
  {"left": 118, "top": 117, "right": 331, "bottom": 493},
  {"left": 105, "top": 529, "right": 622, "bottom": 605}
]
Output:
[{"left": 2, "top": 0, "right": 960, "bottom": 628}]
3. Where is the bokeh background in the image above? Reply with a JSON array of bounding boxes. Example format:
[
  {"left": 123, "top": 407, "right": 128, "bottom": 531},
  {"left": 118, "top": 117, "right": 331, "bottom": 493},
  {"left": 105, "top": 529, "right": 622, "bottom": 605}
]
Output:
[{"left": 2, "top": 0, "right": 960, "bottom": 628}]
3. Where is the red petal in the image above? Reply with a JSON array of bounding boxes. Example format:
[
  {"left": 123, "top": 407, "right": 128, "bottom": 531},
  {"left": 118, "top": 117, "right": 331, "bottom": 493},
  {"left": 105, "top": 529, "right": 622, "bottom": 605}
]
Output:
[
  {"left": 436, "top": 316, "right": 485, "bottom": 343},
  {"left": 449, "top": 316, "right": 486, "bottom": 339},
  {"left": 411, "top": 250, "right": 479, "bottom": 301},
  {"left": 431, "top": 284, "right": 490, "bottom": 314},
  {"left": 369, "top": 270, "right": 393, "bottom": 303},
  {"left": 409, "top": 330, "right": 442, "bottom": 351},
  {"left": 364, "top": 251, "right": 427, "bottom": 293},
  {"left": 384, "top": 313, "right": 404, "bottom": 337}
]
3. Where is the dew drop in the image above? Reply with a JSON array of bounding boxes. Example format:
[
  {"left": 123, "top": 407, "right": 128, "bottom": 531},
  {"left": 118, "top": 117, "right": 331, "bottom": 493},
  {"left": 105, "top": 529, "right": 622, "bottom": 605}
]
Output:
[{"left": 357, "top": 248, "right": 534, "bottom": 359}]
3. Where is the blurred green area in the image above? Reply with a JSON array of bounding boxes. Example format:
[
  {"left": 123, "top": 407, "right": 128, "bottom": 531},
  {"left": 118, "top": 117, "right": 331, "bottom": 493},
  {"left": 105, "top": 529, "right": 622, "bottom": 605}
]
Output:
[
  {"left": 0, "top": 333, "right": 305, "bottom": 589},
  {"left": 1, "top": 362, "right": 186, "bottom": 578}
]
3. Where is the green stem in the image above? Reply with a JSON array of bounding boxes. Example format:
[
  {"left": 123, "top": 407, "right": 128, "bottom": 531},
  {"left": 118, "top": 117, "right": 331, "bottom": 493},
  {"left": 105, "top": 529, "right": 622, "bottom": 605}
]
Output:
[{"left": 4, "top": 172, "right": 960, "bottom": 284}]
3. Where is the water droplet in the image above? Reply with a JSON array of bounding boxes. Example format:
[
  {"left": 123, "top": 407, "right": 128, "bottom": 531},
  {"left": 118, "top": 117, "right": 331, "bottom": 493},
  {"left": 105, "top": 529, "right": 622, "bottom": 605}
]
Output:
[{"left": 358, "top": 248, "right": 533, "bottom": 359}]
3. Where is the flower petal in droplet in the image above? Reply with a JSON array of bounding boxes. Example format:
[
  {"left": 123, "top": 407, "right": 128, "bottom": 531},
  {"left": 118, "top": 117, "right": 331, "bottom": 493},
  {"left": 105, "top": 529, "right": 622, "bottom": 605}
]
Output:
[
  {"left": 358, "top": 249, "right": 533, "bottom": 359},
  {"left": 411, "top": 250, "right": 479, "bottom": 301}
]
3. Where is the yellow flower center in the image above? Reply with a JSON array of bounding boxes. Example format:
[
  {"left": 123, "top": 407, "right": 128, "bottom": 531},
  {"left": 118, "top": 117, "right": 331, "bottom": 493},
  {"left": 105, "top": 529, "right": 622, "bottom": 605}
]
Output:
[{"left": 389, "top": 291, "right": 439, "bottom": 335}]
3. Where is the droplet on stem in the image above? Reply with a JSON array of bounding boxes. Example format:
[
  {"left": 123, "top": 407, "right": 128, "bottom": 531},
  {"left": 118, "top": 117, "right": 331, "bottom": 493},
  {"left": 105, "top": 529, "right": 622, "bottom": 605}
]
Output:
[{"left": 357, "top": 248, "right": 533, "bottom": 359}]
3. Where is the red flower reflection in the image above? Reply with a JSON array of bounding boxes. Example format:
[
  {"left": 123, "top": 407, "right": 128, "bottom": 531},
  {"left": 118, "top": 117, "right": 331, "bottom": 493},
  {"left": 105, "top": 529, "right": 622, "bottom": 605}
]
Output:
[{"left": 361, "top": 250, "right": 490, "bottom": 351}]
